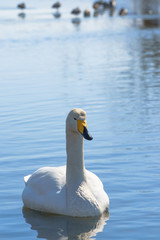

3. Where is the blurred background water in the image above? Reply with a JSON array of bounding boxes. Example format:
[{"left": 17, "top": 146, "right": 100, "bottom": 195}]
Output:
[{"left": 0, "top": 0, "right": 160, "bottom": 239}]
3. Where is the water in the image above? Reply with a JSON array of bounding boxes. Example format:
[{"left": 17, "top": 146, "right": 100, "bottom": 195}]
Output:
[{"left": 0, "top": 0, "right": 160, "bottom": 239}]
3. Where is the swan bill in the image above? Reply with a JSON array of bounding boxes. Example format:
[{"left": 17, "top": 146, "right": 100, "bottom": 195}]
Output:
[
  {"left": 77, "top": 120, "right": 93, "bottom": 141},
  {"left": 83, "top": 126, "right": 93, "bottom": 140}
]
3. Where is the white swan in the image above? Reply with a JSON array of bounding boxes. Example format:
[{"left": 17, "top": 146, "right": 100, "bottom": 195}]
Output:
[{"left": 22, "top": 108, "right": 109, "bottom": 217}]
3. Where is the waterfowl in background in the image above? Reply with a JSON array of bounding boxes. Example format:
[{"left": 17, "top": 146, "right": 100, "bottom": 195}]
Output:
[
  {"left": 52, "top": 1, "right": 61, "bottom": 10},
  {"left": 84, "top": 9, "right": 91, "bottom": 17},
  {"left": 22, "top": 109, "right": 109, "bottom": 217},
  {"left": 109, "top": 0, "right": 116, "bottom": 8},
  {"left": 17, "top": 2, "right": 26, "bottom": 9},
  {"left": 71, "top": 7, "right": 81, "bottom": 16},
  {"left": 52, "top": 2, "right": 61, "bottom": 18},
  {"left": 119, "top": 8, "right": 128, "bottom": 16}
]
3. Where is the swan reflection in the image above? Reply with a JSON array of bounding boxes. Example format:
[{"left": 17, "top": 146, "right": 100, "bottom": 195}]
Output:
[{"left": 23, "top": 207, "right": 109, "bottom": 240}]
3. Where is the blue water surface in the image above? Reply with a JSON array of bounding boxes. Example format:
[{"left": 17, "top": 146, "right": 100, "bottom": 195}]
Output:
[{"left": 0, "top": 0, "right": 160, "bottom": 239}]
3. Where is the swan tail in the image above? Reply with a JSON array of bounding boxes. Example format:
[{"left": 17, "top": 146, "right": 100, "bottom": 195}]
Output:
[{"left": 24, "top": 174, "right": 31, "bottom": 185}]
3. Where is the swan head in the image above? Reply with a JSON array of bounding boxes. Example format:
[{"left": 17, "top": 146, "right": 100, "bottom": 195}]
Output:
[{"left": 66, "top": 108, "right": 93, "bottom": 140}]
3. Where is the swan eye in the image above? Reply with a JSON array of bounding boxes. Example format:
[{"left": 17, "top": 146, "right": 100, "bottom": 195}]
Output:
[{"left": 74, "top": 118, "right": 77, "bottom": 120}]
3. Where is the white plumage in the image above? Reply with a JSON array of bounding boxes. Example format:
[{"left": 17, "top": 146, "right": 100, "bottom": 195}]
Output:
[{"left": 22, "top": 108, "right": 109, "bottom": 217}]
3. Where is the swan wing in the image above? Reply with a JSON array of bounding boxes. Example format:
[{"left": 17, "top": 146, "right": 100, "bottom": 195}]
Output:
[
  {"left": 22, "top": 166, "right": 67, "bottom": 214},
  {"left": 25, "top": 166, "right": 66, "bottom": 193}
]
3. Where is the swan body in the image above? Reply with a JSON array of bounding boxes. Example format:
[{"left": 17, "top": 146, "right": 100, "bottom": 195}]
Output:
[{"left": 22, "top": 109, "right": 109, "bottom": 217}]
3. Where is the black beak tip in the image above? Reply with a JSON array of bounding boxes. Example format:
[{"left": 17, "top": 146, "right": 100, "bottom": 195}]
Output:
[
  {"left": 87, "top": 135, "right": 93, "bottom": 141},
  {"left": 83, "top": 127, "right": 93, "bottom": 141}
]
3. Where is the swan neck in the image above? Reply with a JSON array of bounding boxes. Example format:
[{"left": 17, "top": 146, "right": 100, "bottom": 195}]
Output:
[{"left": 66, "top": 130, "right": 85, "bottom": 184}]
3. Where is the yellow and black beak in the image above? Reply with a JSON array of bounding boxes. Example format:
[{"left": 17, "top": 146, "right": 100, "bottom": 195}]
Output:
[{"left": 77, "top": 120, "right": 93, "bottom": 140}]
